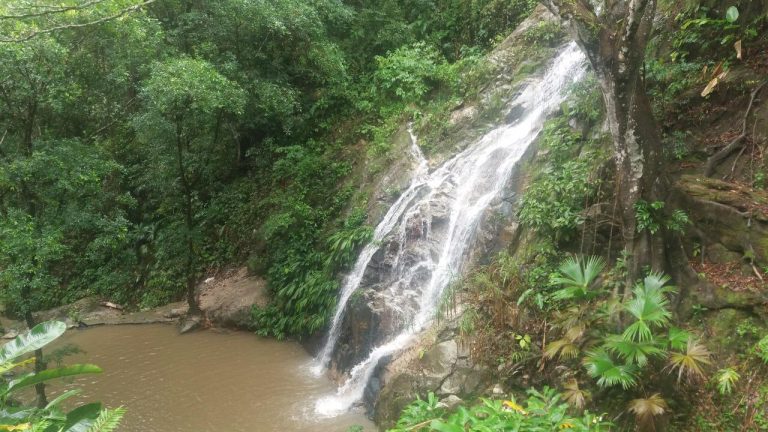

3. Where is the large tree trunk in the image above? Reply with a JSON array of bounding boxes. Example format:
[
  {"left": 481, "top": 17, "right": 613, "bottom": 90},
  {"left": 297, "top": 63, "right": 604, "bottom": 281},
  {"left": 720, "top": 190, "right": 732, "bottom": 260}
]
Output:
[
  {"left": 542, "top": 0, "right": 695, "bottom": 287},
  {"left": 597, "top": 69, "right": 668, "bottom": 284}
]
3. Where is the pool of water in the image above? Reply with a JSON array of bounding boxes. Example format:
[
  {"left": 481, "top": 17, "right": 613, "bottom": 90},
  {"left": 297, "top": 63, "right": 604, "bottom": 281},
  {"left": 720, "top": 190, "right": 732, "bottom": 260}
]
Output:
[{"left": 44, "top": 324, "right": 373, "bottom": 432}]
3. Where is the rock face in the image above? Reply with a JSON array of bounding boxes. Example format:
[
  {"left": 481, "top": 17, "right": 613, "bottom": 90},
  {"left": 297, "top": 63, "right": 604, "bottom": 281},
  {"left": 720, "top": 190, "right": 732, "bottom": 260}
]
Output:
[
  {"left": 373, "top": 321, "right": 490, "bottom": 428},
  {"left": 198, "top": 267, "right": 268, "bottom": 328},
  {"left": 674, "top": 175, "right": 768, "bottom": 313}
]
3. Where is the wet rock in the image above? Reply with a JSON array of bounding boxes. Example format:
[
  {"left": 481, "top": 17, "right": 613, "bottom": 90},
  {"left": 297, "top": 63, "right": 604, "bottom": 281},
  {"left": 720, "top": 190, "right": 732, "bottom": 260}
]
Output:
[
  {"left": 421, "top": 340, "right": 458, "bottom": 378},
  {"left": 2, "top": 329, "right": 19, "bottom": 339},
  {"left": 179, "top": 314, "right": 202, "bottom": 334},
  {"left": 492, "top": 383, "right": 505, "bottom": 396},
  {"left": 437, "top": 395, "right": 463, "bottom": 410}
]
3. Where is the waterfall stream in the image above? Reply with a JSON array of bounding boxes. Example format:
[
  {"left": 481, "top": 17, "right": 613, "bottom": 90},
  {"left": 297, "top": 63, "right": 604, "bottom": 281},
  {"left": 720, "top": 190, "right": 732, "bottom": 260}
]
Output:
[{"left": 314, "top": 43, "right": 586, "bottom": 416}]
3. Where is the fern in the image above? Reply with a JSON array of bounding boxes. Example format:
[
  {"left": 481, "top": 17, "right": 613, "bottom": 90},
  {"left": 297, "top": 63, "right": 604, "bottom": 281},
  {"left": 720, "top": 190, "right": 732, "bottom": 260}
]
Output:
[{"left": 86, "top": 407, "right": 126, "bottom": 432}]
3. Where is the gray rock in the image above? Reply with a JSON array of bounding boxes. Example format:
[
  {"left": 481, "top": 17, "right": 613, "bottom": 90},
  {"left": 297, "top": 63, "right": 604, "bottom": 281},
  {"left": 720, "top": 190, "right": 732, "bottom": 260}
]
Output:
[
  {"left": 438, "top": 395, "right": 463, "bottom": 410},
  {"left": 421, "top": 340, "right": 458, "bottom": 378},
  {"left": 179, "top": 314, "right": 202, "bottom": 334}
]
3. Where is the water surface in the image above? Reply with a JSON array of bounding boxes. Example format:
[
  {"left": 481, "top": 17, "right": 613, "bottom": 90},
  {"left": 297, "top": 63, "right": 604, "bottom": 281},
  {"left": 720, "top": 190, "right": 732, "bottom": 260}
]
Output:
[{"left": 49, "top": 324, "right": 373, "bottom": 432}]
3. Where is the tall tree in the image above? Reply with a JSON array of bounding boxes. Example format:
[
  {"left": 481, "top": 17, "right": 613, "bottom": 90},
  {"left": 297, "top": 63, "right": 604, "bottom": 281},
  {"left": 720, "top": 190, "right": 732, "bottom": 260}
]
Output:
[
  {"left": 540, "top": 0, "right": 690, "bottom": 286},
  {"left": 134, "top": 58, "right": 245, "bottom": 315}
]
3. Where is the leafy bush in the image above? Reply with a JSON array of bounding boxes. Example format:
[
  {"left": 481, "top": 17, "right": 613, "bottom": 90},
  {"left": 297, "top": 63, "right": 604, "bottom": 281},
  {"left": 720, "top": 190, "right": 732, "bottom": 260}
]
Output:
[
  {"left": 522, "top": 20, "right": 565, "bottom": 46},
  {"left": 374, "top": 42, "right": 449, "bottom": 104},
  {"left": 0, "top": 321, "right": 124, "bottom": 431},
  {"left": 756, "top": 335, "right": 768, "bottom": 364},
  {"left": 519, "top": 119, "right": 598, "bottom": 241},
  {"left": 388, "top": 388, "right": 611, "bottom": 431},
  {"left": 670, "top": 5, "right": 760, "bottom": 62}
]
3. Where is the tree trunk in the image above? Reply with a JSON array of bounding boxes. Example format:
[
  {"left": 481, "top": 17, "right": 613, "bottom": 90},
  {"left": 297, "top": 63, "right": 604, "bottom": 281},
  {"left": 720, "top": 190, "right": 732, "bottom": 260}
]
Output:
[
  {"left": 543, "top": 0, "right": 695, "bottom": 288},
  {"left": 23, "top": 311, "right": 48, "bottom": 409},
  {"left": 175, "top": 124, "right": 201, "bottom": 316}
]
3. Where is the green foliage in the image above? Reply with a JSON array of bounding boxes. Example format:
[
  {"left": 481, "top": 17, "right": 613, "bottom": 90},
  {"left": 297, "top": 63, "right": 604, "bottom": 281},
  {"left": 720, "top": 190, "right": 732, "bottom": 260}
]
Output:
[
  {"left": 389, "top": 388, "right": 612, "bottom": 431},
  {"left": 714, "top": 368, "right": 740, "bottom": 395},
  {"left": 519, "top": 118, "right": 599, "bottom": 241},
  {"left": 635, "top": 201, "right": 690, "bottom": 235},
  {"left": 550, "top": 256, "right": 606, "bottom": 301},
  {"left": 756, "top": 335, "right": 768, "bottom": 364},
  {"left": 374, "top": 42, "right": 449, "bottom": 104},
  {"left": 522, "top": 20, "right": 565, "bottom": 46},
  {"left": 670, "top": 5, "right": 761, "bottom": 62},
  {"left": 0, "top": 321, "right": 123, "bottom": 431},
  {"left": 562, "top": 75, "right": 604, "bottom": 125},
  {"left": 664, "top": 130, "right": 692, "bottom": 160}
]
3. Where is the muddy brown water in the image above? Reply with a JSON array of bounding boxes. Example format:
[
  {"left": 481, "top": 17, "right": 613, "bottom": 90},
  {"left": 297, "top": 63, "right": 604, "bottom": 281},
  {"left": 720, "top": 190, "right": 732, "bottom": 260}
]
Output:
[{"left": 42, "top": 324, "right": 374, "bottom": 432}]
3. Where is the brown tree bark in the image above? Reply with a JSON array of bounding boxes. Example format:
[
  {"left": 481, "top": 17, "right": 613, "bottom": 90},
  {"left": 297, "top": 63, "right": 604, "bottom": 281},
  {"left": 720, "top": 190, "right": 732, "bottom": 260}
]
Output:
[
  {"left": 541, "top": 0, "right": 692, "bottom": 286},
  {"left": 23, "top": 311, "right": 48, "bottom": 408}
]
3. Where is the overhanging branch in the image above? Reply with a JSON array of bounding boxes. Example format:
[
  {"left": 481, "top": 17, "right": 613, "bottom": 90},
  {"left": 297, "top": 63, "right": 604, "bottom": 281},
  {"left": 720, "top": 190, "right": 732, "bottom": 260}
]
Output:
[
  {"left": 0, "top": 1, "right": 107, "bottom": 20},
  {"left": 0, "top": 0, "right": 155, "bottom": 43}
]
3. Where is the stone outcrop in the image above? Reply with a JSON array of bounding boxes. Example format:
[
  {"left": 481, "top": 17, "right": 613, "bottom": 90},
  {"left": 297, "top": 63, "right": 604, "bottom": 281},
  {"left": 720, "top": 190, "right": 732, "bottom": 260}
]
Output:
[{"left": 373, "top": 321, "right": 490, "bottom": 429}]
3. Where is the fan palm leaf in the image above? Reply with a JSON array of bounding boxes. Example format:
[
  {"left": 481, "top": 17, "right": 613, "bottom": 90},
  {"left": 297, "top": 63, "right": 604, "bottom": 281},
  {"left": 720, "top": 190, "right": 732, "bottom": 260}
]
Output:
[
  {"left": 604, "top": 334, "right": 665, "bottom": 367},
  {"left": 562, "top": 379, "right": 589, "bottom": 410},
  {"left": 628, "top": 393, "right": 668, "bottom": 431},
  {"left": 584, "top": 349, "right": 638, "bottom": 389},
  {"left": 666, "top": 339, "right": 712, "bottom": 383},
  {"left": 551, "top": 256, "right": 606, "bottom": 300}
]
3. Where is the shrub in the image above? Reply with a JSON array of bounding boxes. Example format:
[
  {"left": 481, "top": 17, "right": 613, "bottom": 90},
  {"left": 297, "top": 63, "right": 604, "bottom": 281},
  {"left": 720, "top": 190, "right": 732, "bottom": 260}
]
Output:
[{"left": 388, "top": 388, "right": 611, "bottom": 431}]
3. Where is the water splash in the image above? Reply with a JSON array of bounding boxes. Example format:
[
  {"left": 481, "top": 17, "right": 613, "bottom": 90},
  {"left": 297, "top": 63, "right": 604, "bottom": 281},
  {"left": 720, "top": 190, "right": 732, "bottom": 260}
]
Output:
[{"left": 315, "top": 43, "right": 586, "bottom": 416}]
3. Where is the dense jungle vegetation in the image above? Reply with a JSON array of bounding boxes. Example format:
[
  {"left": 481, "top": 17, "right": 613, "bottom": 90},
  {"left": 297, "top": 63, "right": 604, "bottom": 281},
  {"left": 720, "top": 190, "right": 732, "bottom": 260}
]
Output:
[
  {"left": 2, "top": 0, "right": 768, "bottom": 431},
  {"left": 0, "top": 0, "right": 537, "bottom": 337}
]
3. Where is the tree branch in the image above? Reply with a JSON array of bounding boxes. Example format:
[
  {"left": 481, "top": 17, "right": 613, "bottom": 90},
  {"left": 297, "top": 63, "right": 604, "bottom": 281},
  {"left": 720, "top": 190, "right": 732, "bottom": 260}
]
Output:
[
  {"left": 0, "top": 1, "right": 106, "bottom": 20},
  {"left": 704, "top": 80, "right": 766, "bottom": 177},
  {"left": 0, "top": 0, "right": 155, "bottom": 43}
]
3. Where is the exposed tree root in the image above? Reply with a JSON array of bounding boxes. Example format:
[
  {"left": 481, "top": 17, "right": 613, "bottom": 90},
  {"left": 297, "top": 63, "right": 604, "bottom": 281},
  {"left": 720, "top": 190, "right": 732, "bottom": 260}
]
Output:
[{"left": 704, "top": 80, "right": 767, "bottom": 177}]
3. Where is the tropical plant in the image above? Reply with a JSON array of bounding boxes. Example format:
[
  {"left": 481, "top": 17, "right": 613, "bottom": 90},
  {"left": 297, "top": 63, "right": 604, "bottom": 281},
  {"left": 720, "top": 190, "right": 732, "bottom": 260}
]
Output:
[
  {"left": 562, "top": 379, "right": 590, "bottom": 411},
  {"left": 666, "top": 339, "right": 712, "bottom": 384},
  {"left": 714, "top": 368, "right": 740, "bottom": 395},
  {"left": 388, "top": 388, "right": 611, "bottom": 431},
  {"left": 628, "top": 393, "right": 668, "bottom": 432},
  {"left": 550, "top": 256, "right": 606, "bottom": 301},
  {"left": 0, "top": 321, "right": 124, "bottom": 431},
  {"left": 756, "top": 335, "right": 768, "bottom": 364}
]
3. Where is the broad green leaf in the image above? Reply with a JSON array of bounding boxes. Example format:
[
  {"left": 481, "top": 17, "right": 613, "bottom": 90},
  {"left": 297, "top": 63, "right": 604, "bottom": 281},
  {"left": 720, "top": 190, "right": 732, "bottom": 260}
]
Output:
[
  {"left": 6, "top": 365, "right": 102, "bottom": 395},
  {"left": 726, "top": 6, "right": 739, "bottom": 23},
  {"left": 61, "top": 403, "right": 102, "bottom": 432},
  {"left": 45, "top": 390, "right": 82, "bottom": 410},
  {"left": 0, "top": 322, "right": 66, "bottom": 364}
]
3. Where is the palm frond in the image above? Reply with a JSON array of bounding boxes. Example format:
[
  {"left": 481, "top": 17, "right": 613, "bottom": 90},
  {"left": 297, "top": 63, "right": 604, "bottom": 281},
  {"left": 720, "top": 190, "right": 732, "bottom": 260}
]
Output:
[
  {"left": 551, "top": 255, "right": 606, "bottom": 300},
  {"left": 714, "top": 368, "right": 740, "bottom": 395},
  {"left": 666, "top": 339, "right": 712, "bottom": 383},
  {"left": 604, "top": 334, "right": 665, "bottom": 367},
  {"left": 623, "top": 276, "right": 673, "bottom": 342},
  {"left": 628, "top": 393, "right": 668, "bottom": 430},
  {"left": 584, "top": 349, "right": 638, "bottom": 389},
  {"left": 562, "top": 379, "right": 589, "bottom": 410},
  {"left": 666, "top": 327, "right": 691, "bottom": 351},
  {"left": 544, "top": 338, "right": 580, "bottom": 360}
]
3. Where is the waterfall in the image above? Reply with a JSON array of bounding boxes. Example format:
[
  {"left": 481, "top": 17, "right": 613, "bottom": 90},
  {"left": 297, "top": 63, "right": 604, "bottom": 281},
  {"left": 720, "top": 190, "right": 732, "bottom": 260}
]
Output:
[{"left": 314, "top": 43, "right": 586, "bottom": 416}]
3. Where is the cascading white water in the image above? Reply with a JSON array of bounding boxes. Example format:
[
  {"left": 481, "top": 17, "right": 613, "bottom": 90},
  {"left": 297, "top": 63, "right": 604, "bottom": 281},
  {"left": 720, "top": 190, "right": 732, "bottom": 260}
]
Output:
[{"left": 315, "top": 43, "right": 586, "bottom": 416}]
